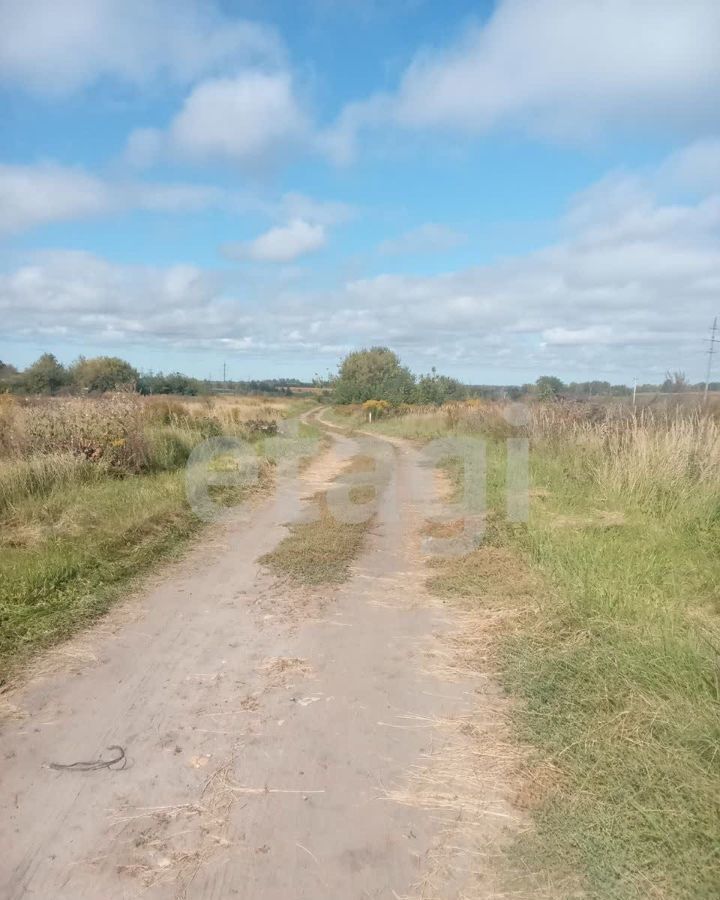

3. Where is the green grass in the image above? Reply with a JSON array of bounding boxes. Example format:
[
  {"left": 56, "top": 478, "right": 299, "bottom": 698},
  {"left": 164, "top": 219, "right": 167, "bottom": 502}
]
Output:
[
  {"left": 420, "top": 421, "right": 720, "bottom": 899},
  {"left": 0, "top": 471, "right": 198, "bottom": 682},
  {"left": 0, "top": 403, "right": 322, "bottom": 682}
]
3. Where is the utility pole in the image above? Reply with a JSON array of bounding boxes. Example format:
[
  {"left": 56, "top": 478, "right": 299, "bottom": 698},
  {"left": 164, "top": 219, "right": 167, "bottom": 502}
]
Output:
[
  {"left": 223, "top": 362, "right": 227, "bottom": 385},
  {"left": 632, "top": 376, "right": 638, "bottom": 408},
  {"left": 704, "top": 317, "right": 719, "bottom": 403}
]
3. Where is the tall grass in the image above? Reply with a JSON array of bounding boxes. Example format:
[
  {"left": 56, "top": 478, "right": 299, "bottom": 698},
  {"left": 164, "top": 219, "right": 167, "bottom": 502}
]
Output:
[
  {"left": 0, "top": 392, "right": 310, "bottom": 680},
  {"left": 0, "top": 453, "right": 108, "bottom": 516},
  {"left": 364, "top": 398, "right": 720, "bottom": 899}
]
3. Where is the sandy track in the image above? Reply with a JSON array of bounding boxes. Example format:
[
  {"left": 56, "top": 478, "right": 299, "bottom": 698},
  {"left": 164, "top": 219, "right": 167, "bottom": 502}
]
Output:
[{"left": 1, "top": 417, "right": 516, "bottom": 899}]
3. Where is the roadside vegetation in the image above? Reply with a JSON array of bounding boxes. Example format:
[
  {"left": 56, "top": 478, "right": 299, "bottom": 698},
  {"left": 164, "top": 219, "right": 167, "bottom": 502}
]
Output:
[
  {"left": 357, "top": 396, "right": 720, "bottom": 899},
  {"left": 0, "top": 392, "right": 313, "bottom": 682}
]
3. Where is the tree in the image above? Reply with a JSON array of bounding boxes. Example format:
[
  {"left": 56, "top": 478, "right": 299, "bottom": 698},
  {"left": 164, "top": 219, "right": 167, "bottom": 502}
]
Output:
[
  {"left": 333, "top": 347, "right": 416, "bottom": 404},
  {"left": 661, "top": 370, "right": 689, "bottom": 393},
  {"left": 137, "top": 372, "right": 200, "bottom": 395},
  {"left": 22, "top": 353, "right": 67, "bottom": 394},
  {"left": 415, "top": 368, "right": 466, "bottom": 404},
  {"left": 535, "top": 375, "right": 565, "bottom": 401},
  {"left": 70, "top": 356, "right": 139, "bottom": 393},
  {"left": 0, "top": 360, "right": 18, "bottom": 388}
]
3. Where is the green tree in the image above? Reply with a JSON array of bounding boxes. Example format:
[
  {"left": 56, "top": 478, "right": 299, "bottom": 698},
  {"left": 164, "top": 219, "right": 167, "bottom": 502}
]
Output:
[
  {"left": 70, "top": 356, "right": 138, "bottom": 393},
  {"left": 22, "top": 353, "right": 67, "bottom": 394},
  {"left": 415, "top": 368, "right": 466, "bottom": 404},
  {"left": 536, "top": 375, "right": 565, "bottom": 401},
  {"left": 137, "top": 372, "right": 200, "bottom": 395},
  {"left": 333, "top": 347, "right": 415, "bottom": 404},
  {"left": 0, "top": 360, "right": 18, "bottom": 388}
]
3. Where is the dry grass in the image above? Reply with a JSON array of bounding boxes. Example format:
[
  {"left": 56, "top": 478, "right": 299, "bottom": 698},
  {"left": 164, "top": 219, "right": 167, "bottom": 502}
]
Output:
[
  {"left": 420, "top": 518, "right": 465, "bottom": 539},
  {"left": 257, "top": 656, "right": 313, "bottom": 689},
  {"left": 259, "top": 491, "right": 372, "bottom": 586},
  {"left": 258, "top": 454, "right": 380, "bottom": 586},
  {"left": 385, "top": 537, "right": 561, "bottom": 899}
]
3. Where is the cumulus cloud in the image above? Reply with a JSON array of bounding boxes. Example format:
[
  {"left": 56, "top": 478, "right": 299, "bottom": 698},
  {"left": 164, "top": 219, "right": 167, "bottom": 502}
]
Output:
[
  {"left": 0, "top": 164, "right": 111, "bottom": 235},
  {"left": 378, "top": 223, "right": 467, "bottom": 256},
  {"left": 327, "top": 0, "right": 720, "bottom": 158},
  {"left": 126, "top": 71, "right": 309, "bottom": 168},
  {"left": 0, "top": 163, "right": 225, "bottom": 235},
  {"left": 0, "top": 0, "right": 281, "bottom": 94},
  {"left": 221, "top": 220, "right": 326, "bottom": 263},
  {"left": 3, "top": 144, "right": 719, "bottom": 380},
  {"left": 0, "top": 162, "right": 355, "bottom": 243}
]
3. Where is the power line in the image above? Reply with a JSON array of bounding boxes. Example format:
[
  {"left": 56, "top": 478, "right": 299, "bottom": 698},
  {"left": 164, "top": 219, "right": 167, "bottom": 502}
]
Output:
[{"left": 704, "top": 316, "right": 719, "bottom": 403}]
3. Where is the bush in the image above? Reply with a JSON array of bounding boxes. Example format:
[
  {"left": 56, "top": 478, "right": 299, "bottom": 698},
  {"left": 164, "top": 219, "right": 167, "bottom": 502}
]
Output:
[
  {"left": 415, "top": 370, "right": 466, "bottom": 404},
  {"left": 137, "top": 372, "right": 201, "bottom": 395},
  {"left": 362, "top": 399, "right": 390, "bottom": 420}
]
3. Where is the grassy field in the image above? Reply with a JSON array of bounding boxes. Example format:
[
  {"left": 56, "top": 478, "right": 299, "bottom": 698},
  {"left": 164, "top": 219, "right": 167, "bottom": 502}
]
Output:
[
  {"left": 357, "top": 399, "right": 720, "bottom": 899},
  {"left": 0, "top": 392, "right": 315, "bottom": 682}
]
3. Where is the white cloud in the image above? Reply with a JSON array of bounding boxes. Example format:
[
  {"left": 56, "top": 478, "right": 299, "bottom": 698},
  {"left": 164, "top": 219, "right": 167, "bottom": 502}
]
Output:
[
  {"left": 3, "top": 143, "right": 720, "bottom": 381},
  {"left": 0, "top": 164, "right": 111, "bottom": 235},
  {"left": 221, "top": 220, "right": 326, "bottom": 263},
  {"left": 327, "top": 0, "right": 720, "bottom": 157},
  {"left": 0, "top": 162, "right": 224, "bottom": 235},
  {"left": 279, "top": 192, "right": 355, "bottom": 227},
  {"left": 657, "top": 139, "right": 720, "bottom": 194},
  {"left": 0, "top": 162, "right": 356, "bottom": 242},
  {"left": 379, "top": 223, "right": 466, "bottom": 256},
  {"left": 0, "top": 0, "right": 281, "bottom": 94},
  {"left": 126, "top": 71, "right": 309, "bottom": 167}
]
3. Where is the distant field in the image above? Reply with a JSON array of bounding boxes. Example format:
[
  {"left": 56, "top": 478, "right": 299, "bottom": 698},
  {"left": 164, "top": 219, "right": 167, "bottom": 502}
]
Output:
[
  {"left": 0, "top": 392, "right": 316, "bottom": 682},
  {"left": 353, "top": 397, "right": 720, "bottom": 899}
]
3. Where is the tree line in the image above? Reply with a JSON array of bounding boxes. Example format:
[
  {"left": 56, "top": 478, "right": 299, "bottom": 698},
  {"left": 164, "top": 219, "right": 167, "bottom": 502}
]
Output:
[
  {"left": 2, "top": 349, "right": 708, "bottom": 402},
  {"left": 0, "top": 354, "right": 310, "bottom": 397}
]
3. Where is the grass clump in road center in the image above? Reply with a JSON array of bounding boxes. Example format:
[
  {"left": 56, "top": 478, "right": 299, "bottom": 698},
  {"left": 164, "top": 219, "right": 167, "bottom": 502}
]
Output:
[{"left": 259, "top": 455, "right": 379, "bottom": 586}]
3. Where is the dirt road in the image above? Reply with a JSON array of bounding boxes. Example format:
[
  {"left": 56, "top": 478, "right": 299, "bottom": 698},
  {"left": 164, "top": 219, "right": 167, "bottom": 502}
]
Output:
[{"left": 1, "top": 415, "right": 517, "bottom": 899}]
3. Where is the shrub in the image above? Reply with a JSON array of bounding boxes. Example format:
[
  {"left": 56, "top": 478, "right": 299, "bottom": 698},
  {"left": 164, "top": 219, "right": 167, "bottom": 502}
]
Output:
[{"left": 362, "top": 399, "right": 390, "bottom": 421}]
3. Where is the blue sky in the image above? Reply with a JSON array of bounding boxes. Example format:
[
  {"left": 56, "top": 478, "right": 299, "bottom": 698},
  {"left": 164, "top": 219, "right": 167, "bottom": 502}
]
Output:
[{"left": 1, "top": 0, "right": 719, "bottom": 384}]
